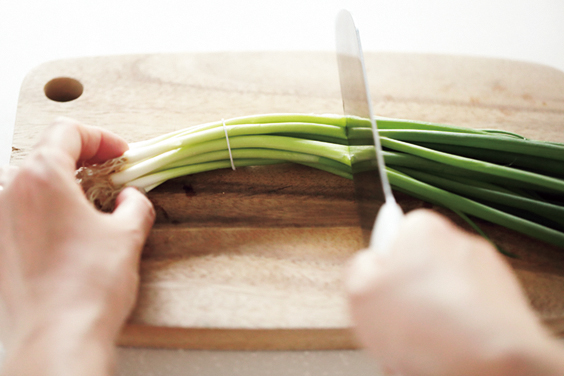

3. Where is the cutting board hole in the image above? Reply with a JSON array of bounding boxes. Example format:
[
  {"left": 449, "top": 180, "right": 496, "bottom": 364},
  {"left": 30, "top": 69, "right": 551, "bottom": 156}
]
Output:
[{"left": 44, "top": 77, "right": 83, "bottom": 102}]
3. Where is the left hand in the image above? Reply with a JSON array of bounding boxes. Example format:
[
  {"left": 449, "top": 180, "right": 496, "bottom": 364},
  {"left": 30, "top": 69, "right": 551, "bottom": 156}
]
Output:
[{"left": 0, "top": 117, "right": 155, "bottom": 375}]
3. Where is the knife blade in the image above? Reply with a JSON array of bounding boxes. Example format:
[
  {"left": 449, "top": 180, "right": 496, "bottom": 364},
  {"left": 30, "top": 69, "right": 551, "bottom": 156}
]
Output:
[{"left": 335, "top": 9, "right": 403, "bottom": 253}]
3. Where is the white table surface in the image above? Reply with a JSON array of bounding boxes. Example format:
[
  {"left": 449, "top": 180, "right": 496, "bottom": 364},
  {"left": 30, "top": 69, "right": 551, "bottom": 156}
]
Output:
[{"left": 1, "top": 0, "right": 563, "bottom": 374}]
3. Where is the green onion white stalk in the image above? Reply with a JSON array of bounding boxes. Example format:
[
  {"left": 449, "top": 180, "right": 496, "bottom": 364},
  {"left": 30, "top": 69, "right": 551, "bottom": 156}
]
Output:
[{"left": 76, "top": 113, "right": 564, "bottom": 249}]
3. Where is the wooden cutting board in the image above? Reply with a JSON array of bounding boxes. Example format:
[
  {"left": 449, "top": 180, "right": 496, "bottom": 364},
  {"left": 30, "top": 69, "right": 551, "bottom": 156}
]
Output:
[{"left": 11, "top": 52, "right": 564, "bottom": 350}]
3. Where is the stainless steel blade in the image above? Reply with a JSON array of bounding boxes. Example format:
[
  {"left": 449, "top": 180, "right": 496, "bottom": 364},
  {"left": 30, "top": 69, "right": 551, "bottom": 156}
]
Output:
[
  {"left": 335, "top": 9, "right": 403, "bottom": 252},
  {"left": 335, "top": 9, "right": 393, "bottom": 202}
]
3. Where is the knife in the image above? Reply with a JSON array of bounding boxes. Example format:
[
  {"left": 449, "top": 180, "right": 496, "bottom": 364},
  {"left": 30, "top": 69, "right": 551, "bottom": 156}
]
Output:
[{"left": 335, "top": 9, "right": 404, "bottom": 253}]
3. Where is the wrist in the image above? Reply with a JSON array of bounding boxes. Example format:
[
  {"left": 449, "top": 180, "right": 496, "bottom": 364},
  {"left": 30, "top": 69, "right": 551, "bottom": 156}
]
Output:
[
  {"left": 7, "top": 270, "right": 133, "bottom": 343},
  {"left": 9, "top": 288, "right": 118, "bottom": 341},
  {"left": 2, "top": 304, "right": 117, "bottom": 376}
]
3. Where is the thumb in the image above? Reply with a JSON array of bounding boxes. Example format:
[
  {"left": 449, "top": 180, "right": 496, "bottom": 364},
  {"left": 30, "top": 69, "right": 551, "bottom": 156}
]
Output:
[
  {"left": 345, "top": 248, "right": 384, "bottom": 296},
  {"left": 112, "top": 187, "right": 155, "bottom": 243}
]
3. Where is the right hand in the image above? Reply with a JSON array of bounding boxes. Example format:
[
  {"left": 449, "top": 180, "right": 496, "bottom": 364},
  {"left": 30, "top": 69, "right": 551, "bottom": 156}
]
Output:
[{"left": 346, "top": 209, "right": 564, "bottom": 376}]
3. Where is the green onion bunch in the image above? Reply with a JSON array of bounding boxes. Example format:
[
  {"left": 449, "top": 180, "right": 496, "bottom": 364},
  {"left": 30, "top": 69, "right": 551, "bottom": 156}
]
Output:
[{"left": 77, "top": 113, "right": 564, "bottom": 248}]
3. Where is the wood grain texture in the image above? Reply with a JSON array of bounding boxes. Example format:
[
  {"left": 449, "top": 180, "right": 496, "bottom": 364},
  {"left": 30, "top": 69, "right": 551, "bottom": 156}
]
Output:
[{"left": 12, "top": 52, "right": 564, "bottom": 349}]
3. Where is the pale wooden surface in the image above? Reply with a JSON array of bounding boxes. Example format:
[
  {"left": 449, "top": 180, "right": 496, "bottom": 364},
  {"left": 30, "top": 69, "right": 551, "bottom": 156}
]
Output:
[{"left": 12, "top": 52, "right": 564, "bottom": 349}]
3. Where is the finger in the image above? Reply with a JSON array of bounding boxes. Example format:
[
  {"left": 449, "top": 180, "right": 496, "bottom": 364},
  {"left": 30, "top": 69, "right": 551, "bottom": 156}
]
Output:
[
  {"left": 112, "top": 187, "right": 155, "bottom": 245},
  {"left": 35, "top": 117, "right": 129, "bottom": 169},
  {"left": 346, "top": 209, "right": 451, "bottom": 296},
  {"left": 346, "top": 248, "right": 383, "bottom": 296}
]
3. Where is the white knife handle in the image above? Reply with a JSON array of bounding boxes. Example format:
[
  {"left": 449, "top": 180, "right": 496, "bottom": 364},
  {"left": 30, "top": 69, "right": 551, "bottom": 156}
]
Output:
[{"left": 369, "top": 200, "right": 404, "bottom": 254}]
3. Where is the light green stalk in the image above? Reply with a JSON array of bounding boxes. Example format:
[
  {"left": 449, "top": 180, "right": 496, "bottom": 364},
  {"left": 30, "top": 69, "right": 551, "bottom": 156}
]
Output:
[{"left": 77, "top": 113, "right": 564, "bottom": 250}]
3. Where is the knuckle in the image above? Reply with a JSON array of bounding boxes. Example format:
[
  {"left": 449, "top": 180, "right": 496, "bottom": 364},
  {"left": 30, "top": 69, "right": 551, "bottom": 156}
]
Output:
[
  {"left": 51, "top": 116, "right": 81, "bottom": 133},
  {"left": 132, "top": 190, "right": 157, "bottom": 224},
  {"left": 0, "top": 165, "right": 18, "bottom": 187},
  {"left": 471, "top": 234, "right": 497, "bottom": 257},
  {"left": 124, "top": 224, "right": 150, "bottom": 248},
  {"left": 346, "top": 249, "right": 387, "bottom": 297},
  {"left": 144, "top": 198, "right": 156, "bottom": 222},
  {"left": 18, "top": 157, "right": 55, "bottom": 187},
  {"left": 405, "top": 209, "right": 456, "bottom": 238},
  {"left": 12, "top": 149, "right": 73, "bottom": 192}
]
